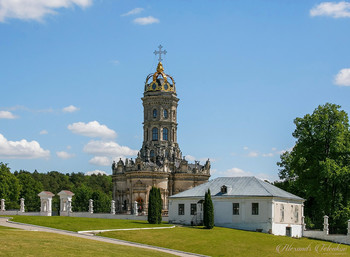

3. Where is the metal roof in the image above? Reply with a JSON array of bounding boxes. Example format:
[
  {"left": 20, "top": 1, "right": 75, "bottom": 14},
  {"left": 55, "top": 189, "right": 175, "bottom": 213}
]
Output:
[{"left": 170, "top": 177, "right": 303, "bottom": 201}]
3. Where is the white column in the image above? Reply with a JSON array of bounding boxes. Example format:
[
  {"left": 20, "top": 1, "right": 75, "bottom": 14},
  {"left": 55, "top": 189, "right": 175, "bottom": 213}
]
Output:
[
  {"left": 111, "top": 200, "right": 115, "bottom": 214},
  {"left": 323, "top": 215, "right": 329, "bottom": 235},
  {"left": 19, "top": 198, "right": 25, "bottom": 212},
  {"left": 347, "top": 220, "right": 350, "bottom": 236},
  {"left": 89, "top": 199, "right": 94, "bottom": 214},
  {"left": 0, "top": 199, "right": 5, "bottom": 211},
  {"left": 134, "top": 201, "right": 138, "bottom": 216},
  {"left": 38, "top": 191, "right": 54, "bottom": 216}
]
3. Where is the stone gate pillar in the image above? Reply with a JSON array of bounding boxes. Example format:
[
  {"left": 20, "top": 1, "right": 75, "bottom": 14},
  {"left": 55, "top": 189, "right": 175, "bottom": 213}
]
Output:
[
  {"left": 134, "top": 201, "right": 138, "bottom": 216},
  {"left": 111, "top": 200, "right": 115, "bottom": 214},
  {"left": 38, "top": 191, "right": 54, "bottom": 216},
  {"left": 58, "top": 190, "right": 74, "bottom": 216},
  {"left": 323, "top": 215, "right": 329, "bottom": 235},
  {"left": 89, "top": 199, "right": 94, "bottom": 214},
  {"left": 19, "top": 198, "right": 25, "bottom": 213},
  {"left": 0, "top": 199, "right": 5, "bottom": 212},
  {"left": 347, "top": 220, "right": 350, "bottom": 236}
]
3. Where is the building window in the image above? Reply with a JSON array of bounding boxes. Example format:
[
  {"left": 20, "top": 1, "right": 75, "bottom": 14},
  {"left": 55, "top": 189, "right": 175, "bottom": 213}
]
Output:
[
  {"left": 150, "top": 150, "right": 155, "bottom": 158},
  {"left": 233, "top": 203, "right": 239, "bottom": 215},
  {"left": 280, "top": 204, "right": 284, "bottom": 222},
  {"left": 164, "top": 109, "right": 168, "bottom": 119},
  {"left": 152, "top": 128, "right": 158, "bottom": 141},
  {"left": 178, "top": 204, "right": 184, "bottom": 215},
  {"left": 294, "top": 206, "right": 299, "bottom": 222},
  {"left": 153, "top": 109, "right": 157, "bottom": 118},
  {"left": 252, "top": 203, "right": 259, "bottom": 215},
  {"left": 163, "top": 128, "right": 168, "bottom": 141},
  {"left": 221, "top": 185, "right": 227, "bottom": 194},
  {"left": 190, "top": 203, "right": 197, "bottom": 215}
]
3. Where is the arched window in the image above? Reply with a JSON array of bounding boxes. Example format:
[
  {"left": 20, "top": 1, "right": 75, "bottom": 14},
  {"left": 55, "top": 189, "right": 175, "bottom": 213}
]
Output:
[
  {"left": 163, "top": 128, "right": 168, "bottom": 141},
  {"left": 164, "top": 109, "right": 168, "bottom": 119},
  {"left": 152, "top": 128, "right": 158, "bottom": 141},
  {"left": 153, "top": 109, "right": 157, "bottom": 118},
  {"left": 150, "top": 150, "right": 155, "bottom": 161}
]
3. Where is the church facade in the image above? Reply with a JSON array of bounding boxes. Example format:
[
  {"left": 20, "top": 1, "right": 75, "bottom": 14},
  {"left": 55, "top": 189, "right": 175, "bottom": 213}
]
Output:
[{"left": 112, "top": 49, "right": 210, "bottom": 214}]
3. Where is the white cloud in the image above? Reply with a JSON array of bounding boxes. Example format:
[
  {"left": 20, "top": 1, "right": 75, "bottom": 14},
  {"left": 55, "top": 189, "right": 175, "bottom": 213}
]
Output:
[
  {"left": 83, "top": 140, "right": 138, "bottom": 157},
  {"left": 0, "top": 0, "right": 92, "bottom": 22},
  {"left": 62, "top": 105, "right": 79, "bottom": 113},
  {"left": 222, "top": 167, "right": 253, "bottom": 177},
  {"left": 271, "top": 147, "right": 277, "bottom": 151},
  {"left": 247, "top": 151, "right": 259, "bottom": 157},
  {"left": 310, "top": 1, "right": 350, "bottom": 18},
  {"left": 0, "top": 133, "right": 50, "bottom": 159},
  {"left": 39, "top": 130, "right": 48, "bottom": 135},
  {"left": 0, "top": 111, "right": 17, "bottom": 119},
  {"left": 111, "top": 60, "right": 120, "bottom": 65},
  {"left": 121, "top": 7, "right": 144, "bottom": 17},
  {"left": 56, "top": 151, "right": 75, "bottom": 159},
  {"left": 85, "top": 170, "right": 108, "bottom": 176},
  {"left": 89, "top": 156, "right": 111, "bottom": 166},
  {"left": 334, "top": 68, "right": 350, "bottom": 86},
  {"left": 133, "top": 16, "right": 159, "bottom": 25},
  {"left": 68, "top": 121, "right": 117, "bottom": 139},
  {"left": 185, "top": 155, "right": 196, "bottom": 162},
  {"left": 262, "top": 153, "right": 274, "bottom": 157},
  {"left": 243, "top": 146, "right": 249, "bottom": 150}
]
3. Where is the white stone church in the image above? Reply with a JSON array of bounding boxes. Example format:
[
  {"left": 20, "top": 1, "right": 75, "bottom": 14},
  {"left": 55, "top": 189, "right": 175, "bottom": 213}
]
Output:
[{"left": 168, "top": 177, "right": 304, "bottom": 237}]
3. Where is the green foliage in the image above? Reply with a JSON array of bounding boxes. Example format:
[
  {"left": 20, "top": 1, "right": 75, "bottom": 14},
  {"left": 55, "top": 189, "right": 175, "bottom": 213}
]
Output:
[
  {"left": 15, "top": 171, "right": 43, "bottom": 211},
  {"left": 203, "top": 189, "right": 214, "bottom": 229},
  {"left": 0, "top": 163, "right": 21, "bottom": 209},
  {"left": 277, "top": 103, "right": 350, "bottom": 233},
  {"left": 148, "top": 187, "right": 162, "bottom": 224},
  {"left": 73, "top": 184, "right": 93, "bottom": 212},
  {"left": 91, "top": 190, "right": 111, "bottom": 213}
]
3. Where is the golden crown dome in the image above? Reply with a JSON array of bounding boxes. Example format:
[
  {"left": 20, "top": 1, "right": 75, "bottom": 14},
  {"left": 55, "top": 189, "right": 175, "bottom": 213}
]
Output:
[{"left": 145, "top": 62, "right": 176, "bottom": 93}]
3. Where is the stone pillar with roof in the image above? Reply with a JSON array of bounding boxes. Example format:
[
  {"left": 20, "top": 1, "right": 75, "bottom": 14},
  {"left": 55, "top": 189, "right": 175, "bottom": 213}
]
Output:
[
  {"left": 58, "top": 190, "right": 75, "bottom": 216},
  {"left": 38, "top": 191, "right": 55, "bottom": 216}
]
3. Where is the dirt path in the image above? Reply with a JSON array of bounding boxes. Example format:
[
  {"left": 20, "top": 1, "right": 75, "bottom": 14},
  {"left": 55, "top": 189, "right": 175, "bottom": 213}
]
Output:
[{"left": 0, "top": 217, "right": 207, "bottom": 257}]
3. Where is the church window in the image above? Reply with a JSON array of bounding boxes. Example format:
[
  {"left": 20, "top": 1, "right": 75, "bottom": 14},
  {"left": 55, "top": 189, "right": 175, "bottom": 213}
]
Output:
[
  {"left": 153, "top": 109, "right": 157, "bottom": 118},
  {"left": 280, "top": 204, "right": 284, "bottom": 222},
  {"left": 152, "top": 128, "right": 158, "bottom": 141},
  {"left": 150, "top": 150, "right": 155, "bottom": 158},
  {"left": 163, "top": 128, "right": 168, "bottom": 141},
  {"left": 164, "top": 109, "right": 168, "bottom": 119},
  {"left": 252, "top": 203, "right": 259, "bottom": 215},
  {"left": 233, "top": 203, "right": 239, "bottom": 215},
  {"left": 190, "top": 203, "right": 197, "bottom": 215},
  {"left": 178, "top": 204, "right": 184, "bottom": 215}
]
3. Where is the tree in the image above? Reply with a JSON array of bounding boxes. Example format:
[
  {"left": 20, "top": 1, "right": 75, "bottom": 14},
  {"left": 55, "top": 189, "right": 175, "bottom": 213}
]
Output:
[
  {"left": 277, "top": 103, "right": 350, "bottom": 233},
  {"left": 16, "top": 170, "right": 43, "bottom": 211},
  {"left": 72, "top": 184, "right": 93, "bottom": 212},
  {"left": 203, "top": 189, "right": 214, "bottom": 229},
  {"left": 0, "top": 163, "right": 21, "bottom": 209},
  {"left": 148, "top": 187, "right": 162, "bottom": 224},
  {"left": 91, "top": 190, "right": 111, "bottom": 213}
]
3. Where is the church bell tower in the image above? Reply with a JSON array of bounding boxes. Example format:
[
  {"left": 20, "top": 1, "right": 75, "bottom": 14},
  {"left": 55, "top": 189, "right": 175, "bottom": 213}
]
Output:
[{"left": 140, "top": 47, "right": 182, "bottom": 163}]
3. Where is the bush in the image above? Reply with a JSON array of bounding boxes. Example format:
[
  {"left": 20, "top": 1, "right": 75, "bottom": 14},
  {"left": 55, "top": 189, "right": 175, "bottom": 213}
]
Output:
[{"left": 203, "top": 189, "right": 214, "bottom": 229}]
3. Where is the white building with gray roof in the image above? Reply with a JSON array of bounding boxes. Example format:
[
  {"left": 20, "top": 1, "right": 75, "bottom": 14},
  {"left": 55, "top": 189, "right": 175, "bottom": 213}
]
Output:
[{"left": 168, "top": 177, "right": 305, "bottom": 237}]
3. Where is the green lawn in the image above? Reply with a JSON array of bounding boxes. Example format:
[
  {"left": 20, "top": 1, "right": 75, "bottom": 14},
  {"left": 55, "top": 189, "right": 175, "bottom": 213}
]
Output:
[
  {"left": 8, "top": 216, "right": 170, "bottom": 232},
  {"left": 101, "top": 226, "right": 350, "bottom": 257},
  {"left": 0, "top": 230, "right": 174, "bottom": 257},
  {"left": 0, "top": 225, "right": 16, "bottom": 230}
]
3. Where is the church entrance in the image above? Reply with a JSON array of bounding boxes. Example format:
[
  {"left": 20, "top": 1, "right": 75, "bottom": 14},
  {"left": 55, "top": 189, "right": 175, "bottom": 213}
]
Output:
[{"left": 136, "top": 197, "right": 144, "bottom": 214}]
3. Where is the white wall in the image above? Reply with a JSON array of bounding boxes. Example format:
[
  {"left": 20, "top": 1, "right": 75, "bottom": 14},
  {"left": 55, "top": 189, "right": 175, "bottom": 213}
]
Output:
[
  {"left": 70, "top": 212, "right": 169, "bottom": 222},
  {"left": 168, "top": 198, "right": 200, "bottom": 225},
  {"left": 0, "top": 211, "right": 40, "bottom": 216},
  {"left": 304, "top": 230, "right": 350, "bottom": 245}
]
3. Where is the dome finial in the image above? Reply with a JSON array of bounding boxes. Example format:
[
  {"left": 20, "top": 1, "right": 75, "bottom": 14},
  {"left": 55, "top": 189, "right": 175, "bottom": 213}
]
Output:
[{"left": 153, "top": 45, "right": 167, "bottom": 62}]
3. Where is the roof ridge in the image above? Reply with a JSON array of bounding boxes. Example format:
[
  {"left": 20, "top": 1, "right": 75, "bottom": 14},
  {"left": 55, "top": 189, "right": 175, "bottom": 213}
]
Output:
[{"left": 252, "top": 177, "right": 273, "bottom": 196}]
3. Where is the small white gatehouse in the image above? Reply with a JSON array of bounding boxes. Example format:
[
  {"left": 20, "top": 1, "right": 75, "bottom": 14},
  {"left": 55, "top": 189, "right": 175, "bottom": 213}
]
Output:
[{"left": 168, "top": 177, "right": 305, "bottom": 237}]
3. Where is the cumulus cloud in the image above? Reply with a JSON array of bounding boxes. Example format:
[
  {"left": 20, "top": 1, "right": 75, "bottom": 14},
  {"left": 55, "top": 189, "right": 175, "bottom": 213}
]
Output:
[
  {"left": 56, "top": 151, "right": 75, "bottom": 159},
  {"left": 243, "top": 146, "right": 249, "bottom": 150},
  {"left": 83, "top": 140, "right": 138, "bottom": 157},
  {"left": 247, "top": 151, "right": 259, "bottom": 157},
  {"left": 223, "top": 167, "right": 253, "bottom": 177},
  {"left": 133, "top": 16, "right": 159, "bottom": 25},
  {"left": 0, "top": 111, "right": 17, "bottom": 119},
  {"left": 85, "top": 170, "right": 108, "bottom": 176},
  {"left": 334, "top": 68, "right": 350, "bottom": 86},
  {"left": 62, "top": 105, "right": 79, "bottom": 113},
  {"left": 39, "top": 130, "right": 48, "bottom": 135},
  {"left": 310, "top": 1, "right": 350, "bottom": 18},
  {"left": 0, "top": 133, "right": 50, "bottom": 159},
  {"left": 111, "top": 60, "right": 120, "bottom": 65},
  {"left": 185, "top": 155, "right": 196, "bottom": 162},
  {"left": 121, "top": 7, "right": 144, "bottom": 16},
  {"left": 68, "top": 121, "right": 117, "bottom": 139},
  {"left": 89, "top": 156, "right": 111, "bottom": 166},
  {"left": 262, "top": 153, "right": 274, "bottom": 157},
  {"left": 0, "top": 0, "right": 92, "bottom": 22}
]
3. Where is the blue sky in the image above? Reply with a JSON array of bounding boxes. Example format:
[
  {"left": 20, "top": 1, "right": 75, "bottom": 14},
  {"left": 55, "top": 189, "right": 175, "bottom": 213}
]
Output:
[{"left": 1, "top": 0, "right": 350, "bottom": 181}]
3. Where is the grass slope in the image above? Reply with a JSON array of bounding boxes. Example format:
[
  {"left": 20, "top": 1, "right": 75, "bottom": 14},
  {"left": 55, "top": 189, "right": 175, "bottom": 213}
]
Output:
[
  {"left": 9, "top": 216, "right": 170, "bottom": 232},
  {"left": 101, "top": 226, "right": 350, "bottom": 257},
  {"left": 0, "top": 230, "right": 174, "bottom": 257}
]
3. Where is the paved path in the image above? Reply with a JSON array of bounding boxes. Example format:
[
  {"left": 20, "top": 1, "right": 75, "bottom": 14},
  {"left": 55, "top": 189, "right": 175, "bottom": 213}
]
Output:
[{"left": 0, "top": 217, "right": 208, "bottom": 257}]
